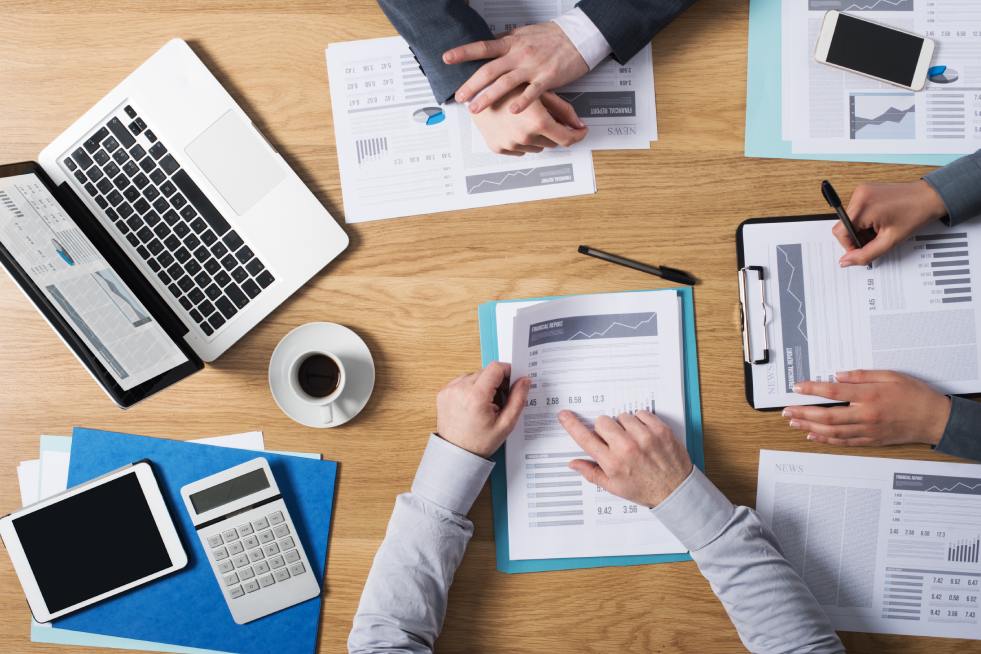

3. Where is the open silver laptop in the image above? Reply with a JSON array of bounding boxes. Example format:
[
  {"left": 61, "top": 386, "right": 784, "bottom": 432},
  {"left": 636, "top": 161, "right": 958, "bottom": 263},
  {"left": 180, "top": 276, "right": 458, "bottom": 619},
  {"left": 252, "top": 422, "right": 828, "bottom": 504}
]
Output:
[{"left": 38, "top": 38, "right": 349, "bottom": 363}]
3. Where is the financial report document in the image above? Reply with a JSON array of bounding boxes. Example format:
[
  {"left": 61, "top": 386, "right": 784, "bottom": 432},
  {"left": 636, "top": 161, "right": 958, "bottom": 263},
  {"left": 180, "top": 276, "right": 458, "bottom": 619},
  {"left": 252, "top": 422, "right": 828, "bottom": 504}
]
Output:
[
  {"left": 758, "top": 450, "right": 981, "bottom": 640},
  {"left": 781, "top": 0, "right": 981, "bottom": 156},
  {"left": 325, "top": 37, "right": 596, "bottom": 223},
  {"left": 0, "top": 174, "right": 187, "bottom": 391},
  {"left": 469, "top": 0, "right": 657, "bottom": 150},
  {"left": 742, "top": 219, "right": 981, "bottom": 408},
  {"left": 495, "top": 292, "right": 687, "bottom": 560}
]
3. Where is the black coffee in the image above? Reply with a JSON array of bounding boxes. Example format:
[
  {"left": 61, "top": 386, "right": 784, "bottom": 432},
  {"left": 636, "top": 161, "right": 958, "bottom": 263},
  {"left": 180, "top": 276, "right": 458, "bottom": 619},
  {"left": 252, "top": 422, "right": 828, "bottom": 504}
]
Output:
[{"left": 297, "top": 354, "right": 341, "bottom": 398}]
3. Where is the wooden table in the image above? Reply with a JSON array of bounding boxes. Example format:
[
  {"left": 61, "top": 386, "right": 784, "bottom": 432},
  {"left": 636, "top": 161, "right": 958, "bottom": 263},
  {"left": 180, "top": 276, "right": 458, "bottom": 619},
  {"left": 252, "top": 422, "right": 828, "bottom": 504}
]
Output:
[{"left": 0, "top": 1, "right": 975, "bottom": 652}]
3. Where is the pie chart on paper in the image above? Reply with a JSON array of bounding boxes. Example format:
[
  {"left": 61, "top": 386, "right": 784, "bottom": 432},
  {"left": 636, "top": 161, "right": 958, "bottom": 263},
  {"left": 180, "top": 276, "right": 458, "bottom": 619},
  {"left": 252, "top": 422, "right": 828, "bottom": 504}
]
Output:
[{"left": 413, "top": 107, "right": 445, "bottom": 126}]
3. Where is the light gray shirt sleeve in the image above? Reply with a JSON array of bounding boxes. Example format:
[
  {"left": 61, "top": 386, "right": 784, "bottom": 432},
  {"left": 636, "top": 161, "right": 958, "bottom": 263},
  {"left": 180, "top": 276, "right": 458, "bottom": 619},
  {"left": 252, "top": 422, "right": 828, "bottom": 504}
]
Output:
[
  {"left": 652, "top": 467, "right": 845, "bottom": 654},
  {"left": 348, "top": 434, "right": 493, "bottom": 654},
  {"left": 924, "top": 149, "right": 981, "bottom": 227}
]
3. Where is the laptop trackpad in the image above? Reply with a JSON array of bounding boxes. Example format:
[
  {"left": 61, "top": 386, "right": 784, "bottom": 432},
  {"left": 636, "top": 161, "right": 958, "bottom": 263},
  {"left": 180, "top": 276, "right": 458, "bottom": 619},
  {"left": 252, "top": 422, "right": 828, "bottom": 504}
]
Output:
[{"left": 185, "top": 110, "right": 286, "bottom": 215}]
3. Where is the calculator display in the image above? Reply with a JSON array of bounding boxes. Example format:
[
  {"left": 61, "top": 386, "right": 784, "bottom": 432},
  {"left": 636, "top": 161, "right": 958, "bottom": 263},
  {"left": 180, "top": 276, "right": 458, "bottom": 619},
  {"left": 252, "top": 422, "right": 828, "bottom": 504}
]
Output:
[{"left": 189, "top": 468, "right": 270, "bottom": 513}]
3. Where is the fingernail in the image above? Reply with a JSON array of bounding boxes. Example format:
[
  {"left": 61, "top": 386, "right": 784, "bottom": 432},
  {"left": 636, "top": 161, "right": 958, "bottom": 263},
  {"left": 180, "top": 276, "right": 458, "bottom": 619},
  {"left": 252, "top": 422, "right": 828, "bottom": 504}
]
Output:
[
  {"left": 509, "top": 104, "right": 519, "bottom": 113},
  {"left": 781, "top": 408, "right": 791, "bottom": 418},
  {"left": 789, "top": 420, "right": 800, "bottom": 429},
  {"left": 575, "top": 119, "right": 585, "bottom": 128},
  {"left": 806, "top": 433, "right": 816, "bottom": 441},
  {"left": 793, "top": 384, "right": 802, "bottom": 394}
]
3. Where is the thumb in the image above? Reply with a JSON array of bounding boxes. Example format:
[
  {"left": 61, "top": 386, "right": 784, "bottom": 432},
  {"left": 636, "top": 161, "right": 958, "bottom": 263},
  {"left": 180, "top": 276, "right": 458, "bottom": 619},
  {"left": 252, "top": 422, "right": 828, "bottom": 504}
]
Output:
[
  {"left": 497, "top": 377, "right": 530, "bottom": 433},
  {"left": 541, "top": 92, "right": 585, "bottom": 129},
  {"left": 839, "top": 231, "right": 895, "bottom": 267},
  {"left": 569, "top": 459, "right": 610, "bottom": 489}
]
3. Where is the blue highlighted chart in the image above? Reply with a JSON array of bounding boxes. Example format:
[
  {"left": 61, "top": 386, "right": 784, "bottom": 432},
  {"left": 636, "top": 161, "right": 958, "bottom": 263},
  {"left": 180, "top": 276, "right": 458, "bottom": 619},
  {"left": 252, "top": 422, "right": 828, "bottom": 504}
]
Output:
[
  {"left": 929, "top": 66, "right": 959, "bottom": 85},
  {"left": 413, "top": 106, "right": 445, "bottom": 126},
  {"left": 51, "top": 238, "right": 75, "bottom": 266}
]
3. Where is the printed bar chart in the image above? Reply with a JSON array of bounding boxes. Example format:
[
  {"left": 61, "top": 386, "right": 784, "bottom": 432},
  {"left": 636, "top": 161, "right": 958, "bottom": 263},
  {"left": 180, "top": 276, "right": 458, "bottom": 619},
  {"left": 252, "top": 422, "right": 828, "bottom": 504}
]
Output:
[
  {"left": 915, "top": 233, "right": 972, "bottom": 304},
  {"left": 948, "top": 537, "right": 980, "bottom": 564}
]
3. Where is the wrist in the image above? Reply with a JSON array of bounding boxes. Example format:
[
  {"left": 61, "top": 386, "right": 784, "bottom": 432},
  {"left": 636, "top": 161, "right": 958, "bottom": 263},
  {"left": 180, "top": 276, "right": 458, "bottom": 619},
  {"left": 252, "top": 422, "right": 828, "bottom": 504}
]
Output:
[
  {"left": 914, "top": 179, "right": 948, "bottom": 224},
  {"left": 923, "top": 394, "right": 953, "bottom": 446}
]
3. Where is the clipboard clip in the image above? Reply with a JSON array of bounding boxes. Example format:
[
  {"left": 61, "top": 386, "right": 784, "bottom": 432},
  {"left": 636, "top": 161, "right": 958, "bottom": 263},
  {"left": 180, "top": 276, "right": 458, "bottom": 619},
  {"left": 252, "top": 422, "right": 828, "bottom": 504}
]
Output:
[{"left": 738, "top": 266, "right": 770, "bottom": 365}]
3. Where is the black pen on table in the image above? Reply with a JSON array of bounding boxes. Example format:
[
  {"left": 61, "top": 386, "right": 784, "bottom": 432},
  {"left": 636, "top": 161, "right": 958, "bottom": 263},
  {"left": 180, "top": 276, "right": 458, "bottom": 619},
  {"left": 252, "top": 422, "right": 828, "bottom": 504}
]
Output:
[
  {"left": 577, "top": 245, "right": 697, "bottom": 286},
  {"left": 821, "top": 180, "right": 866, "bottom": 248}
]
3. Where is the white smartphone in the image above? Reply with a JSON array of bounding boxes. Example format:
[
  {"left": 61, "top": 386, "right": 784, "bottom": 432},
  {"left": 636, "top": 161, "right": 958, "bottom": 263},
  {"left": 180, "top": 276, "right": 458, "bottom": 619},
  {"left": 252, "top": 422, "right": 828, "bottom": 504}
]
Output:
[
  {"left": 815, "top": 11, "right": 935, "bottom": 91},
  {"left": 0, "top": 461, "right": 187, "bottom": 623}
]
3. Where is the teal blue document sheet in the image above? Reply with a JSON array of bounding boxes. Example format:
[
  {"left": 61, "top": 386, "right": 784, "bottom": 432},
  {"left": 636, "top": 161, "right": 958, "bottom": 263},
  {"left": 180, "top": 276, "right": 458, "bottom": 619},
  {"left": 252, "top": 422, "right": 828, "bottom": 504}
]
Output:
[
  {"left": 744, "top": 0, "right": 956, "bottom": 167},
  {"left": 478, "top": 287, "right": 704, "bottom": 573}
]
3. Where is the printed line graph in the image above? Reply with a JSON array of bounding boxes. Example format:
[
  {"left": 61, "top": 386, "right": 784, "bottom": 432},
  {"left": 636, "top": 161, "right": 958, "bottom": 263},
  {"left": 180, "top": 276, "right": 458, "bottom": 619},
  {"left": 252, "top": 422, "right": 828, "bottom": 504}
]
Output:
[
  {"left": 777, "top": 245, "right": 808, "bottom": 342},
  {"left": 894, "top": 473, "right": 981, "bottom": 497},
  {"left": 566, "top": 313, "right": 656, "bottom": 341},
  {"left": 926, "top": 481, "right": 981, "bottom": 494},
  {"left": 809, "top": 0, "right": 913, "bottom": 10},
  {"left": 466, "top": 164, "right": 575, "bottom": 195},
  {"left": 467, "top": 168, "right": 534, "bottom": 193}
]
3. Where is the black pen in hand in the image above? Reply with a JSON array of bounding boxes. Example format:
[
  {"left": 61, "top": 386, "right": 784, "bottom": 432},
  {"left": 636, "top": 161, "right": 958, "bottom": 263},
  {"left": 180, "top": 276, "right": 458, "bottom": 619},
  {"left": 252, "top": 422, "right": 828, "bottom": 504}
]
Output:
[{"left": 821, "top": 180, "right": 869, "bottom": 249}]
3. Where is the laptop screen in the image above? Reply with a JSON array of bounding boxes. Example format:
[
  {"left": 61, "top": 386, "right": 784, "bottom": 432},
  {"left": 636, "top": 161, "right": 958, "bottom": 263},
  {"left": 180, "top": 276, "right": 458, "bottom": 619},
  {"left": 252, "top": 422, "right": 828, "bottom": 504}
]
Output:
[{"left": 0, "top": 172, "right": 188, "bottom": 391}]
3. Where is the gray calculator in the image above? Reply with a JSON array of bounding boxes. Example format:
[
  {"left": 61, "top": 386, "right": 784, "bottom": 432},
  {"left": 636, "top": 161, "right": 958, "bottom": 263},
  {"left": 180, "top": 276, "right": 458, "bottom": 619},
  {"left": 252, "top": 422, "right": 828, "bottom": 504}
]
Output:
[{"left": 180, "top": 458, "right": 320, "bottom": 624}]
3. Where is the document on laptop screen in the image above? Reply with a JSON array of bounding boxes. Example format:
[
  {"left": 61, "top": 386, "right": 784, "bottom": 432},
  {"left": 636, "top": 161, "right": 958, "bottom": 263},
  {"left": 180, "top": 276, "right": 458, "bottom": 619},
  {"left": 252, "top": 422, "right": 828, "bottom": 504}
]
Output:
[
  {"left": 497, "top": 291, "right": 687, "bottom": 560},
  {"left": 758, "top": 450, "right": 981, "bottom": 640},
  {"left": 742, "top": 218, "right": 981, "bottom": 408},
  {"left": 0, "top": 173, "right": 188, "bottom": 390},
  {"left": 325, "top": 37, "right": 596, "bottom": 223}
]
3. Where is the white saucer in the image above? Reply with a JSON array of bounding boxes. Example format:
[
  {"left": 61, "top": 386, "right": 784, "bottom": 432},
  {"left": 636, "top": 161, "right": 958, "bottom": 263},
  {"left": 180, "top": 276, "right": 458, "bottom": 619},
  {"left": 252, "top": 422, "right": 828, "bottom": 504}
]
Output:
[{"left": 269, "top": 322, "right": 375, "bottom": 428}]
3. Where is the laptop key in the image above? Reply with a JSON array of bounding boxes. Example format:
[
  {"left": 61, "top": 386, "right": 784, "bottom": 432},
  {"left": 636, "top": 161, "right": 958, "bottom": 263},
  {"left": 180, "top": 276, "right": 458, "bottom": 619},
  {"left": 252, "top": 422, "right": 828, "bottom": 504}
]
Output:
[
  {"left": 188, "top": 288, "right": 205, "bottom": 305},
  {"left": 123, "top": 161, "right": 139, "bottom": 177},
  {"left": 231, "top": 267, "right": 248, "bottom": 283},
  {"left": 124, "top": 105, "right": 137, "bottom": 118},
  {"left": 158, "top": 269, "right": 171, "bottom": 285},
  {"left": 189, "top": 308, "right": 203, "bottom": 324},
  {"left": 144, "top": 129, "right": 158, "bottom": 144},
  {"left": 220, "top": 254, "right": 237, "bottom": 271},
  {"left": 112, "top": 173, "right": 128, "bottom": 189},
  {"left": 163, "top": 235, "right": 180, "bottom": 251},
  {"left": 103, "top": 135, "right": 120, "bottom": 153},
  {"left": 235, "top": 245, "right": 254, "bottom": 264},
  {"left": 84, "top": 182, "right": 97, "bottom": 197},
  {"left": 128, "top": 119, "right": 144, "bottom": 136},
  {"left": 134, "top": 198, "right": 150, "bottom": 214},
  {"left": 126, "top": 233, "right": 139, "bottom": 248},
  {"left": 73, "top": 170, "right": 87, "bottom": 184},
  {"left": 88, "top": 167, "right": 104, "bottom": 183},
  {"left": 158, "top": 251, "right": 175, "bottom": 267},
  {"left": 179, "top": 296, "right": 193, "bottom": 311},
  {"left": 126, "top": 214, "right": 142, "bottom": 231},
  {"left": 212, "top": 242, "right": 228, "bottom": 258},
  {"left": 208, "top": 312, "right": 226, "bottom": 330},
  {"left": 245, "top": 258, "right": 264, "bottom": 276},
  {"left": 223, "top": 231, "right": 244, "bottom": 251},
  {"left": 64, "top": 157, "right": 77, "bottom": 171},
  {"left": 177, "top": 276, "right": 194, "bottom": 292},
  {"left": 226, "top": 284, "right": 248, "bottom": 309},
  {"left": 171, "top": 193, "right": 187, "bottom": 210},
  {"left": 93, "top": 149, "right": 110, "bottom": 166},
  {"left": 118, "top": 202, "right": 134, "bottom": 218},
  {"left": 168, "top": 283, "right": 181, "bottom": 298},
  {"left": 180, "top": 206, "right": 196, "bottom": 221},
  {"left": 159, "top": 180, "right": 176, "bottom": 197},
  {"left": 149, "top": 142, "right": 167, "bottom": 160},
  {"left": 190, "top": 217, "right": 208, "bottom": 234},
  {"left": 107, "top": 190, "right": 124, "bottom": 207},
  {"left": 204, "top": 259, "right": 221, "bottom": 275},
  {"left": 71, "top": 147, "right": 93, "bottom": 170},
  {"left": 148, "top": 240, "right": 164, "bottom": 256},
  {"left": 105, "top": 207, "right": 119, "bottom": 222},
  {"left": 242, "top": 279, "right": 261, "bottom": 299},
  {"left": 199, "top": 299, "right": 215, "bottom": 316},
  {"left": 200, "top": 321, "right": 214, "bottom": 336},
  {"left": 174, "top": 222, "right": 190, "bottom": 238},
  {"left": 130, "top": 144, "right": 147, "bottom": 161},
  {"left": 149, "top": 168, "right": 166, "bottom": 185},
  {"left": 140, "top": 157, "right": 156, "bottom": 173},
  {"left": 147, "top": 258, "right": 161, "bottom": 272},
  {"left": 107, "top": 117, "right": 135, "bottom": 148},
  {"left": 136, "top": 226, "right": 153, "bottom": 242},
  {"left": 185, "top": 234, "right": 201, "bottom": 251},
  {"left": 193, "top": 245, "right": 210, "bottom": 263},
  {"left": 214, "top": 271, "right": 231, "bottom": 288},
  {"left": 174, "top": 247, "right": 191, "bottom": 263},
  {"left": 153, "top": 223, "right": 169, "bottom": 239},
  {"left": 194, "top": 271, "right": 210, "bottom": 288},
  {"left": 160, "top": 154, "right": 180, "bottom": 175},
  {"left": 136, "top": 245, "right": 150, "bottom": 260},
  {"left": 124, "top": 186, "right": 140, "bottom": 202},
  {"left": 167, "top": 262, "right": 183, "bottom": 279},
  {"left": 257, "top": 271, "right": 275, "bottom": 288},
  {"left": 153, "top": 197, "right": 169, "bottom": 214},
  {"left": 83, "top": 127, "right": 110, "bottom": 153},
  {"left": 105, "top": 160, "right": 121, "bottom": 177},
  {"left": 97, "top": 178, "right": 114, "bottom": 195},
  {"left": 216, "top": 297, "right": 237, "bottom": 319},
  {"left": 95, "top": 195, "right": 108, "bottom": 209},
  {"left": 201, "top": 230, "right": 217, "bottom": 247},
  {"left": 144, "top": 211, "right": 161, "bottom": 227},
  {"left": 205, "top": 284, "right": 222, "bottom": 301},
  {"left": 132, "top": 173, "right": 149, "bottom": 189},
  {"left": 162, "top": 209, "right": 179, "bottom": 225}
]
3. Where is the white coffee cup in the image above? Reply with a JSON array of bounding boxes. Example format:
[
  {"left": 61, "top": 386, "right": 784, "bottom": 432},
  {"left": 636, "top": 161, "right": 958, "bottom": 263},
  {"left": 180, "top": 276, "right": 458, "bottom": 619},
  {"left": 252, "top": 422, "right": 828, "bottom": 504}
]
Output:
[{"left": 287, "top": 350, "right": 347, "bottom": 425}]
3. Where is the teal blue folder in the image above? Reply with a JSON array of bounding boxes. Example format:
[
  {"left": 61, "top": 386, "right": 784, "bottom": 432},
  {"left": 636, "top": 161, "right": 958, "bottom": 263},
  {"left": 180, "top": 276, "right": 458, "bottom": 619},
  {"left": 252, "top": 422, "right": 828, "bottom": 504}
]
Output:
[
  {"left": 744, "top": 0, "right": 956, "bottom": 167},
  {"left": 478, "top": 287, "right": 704, "bottom": 573}
]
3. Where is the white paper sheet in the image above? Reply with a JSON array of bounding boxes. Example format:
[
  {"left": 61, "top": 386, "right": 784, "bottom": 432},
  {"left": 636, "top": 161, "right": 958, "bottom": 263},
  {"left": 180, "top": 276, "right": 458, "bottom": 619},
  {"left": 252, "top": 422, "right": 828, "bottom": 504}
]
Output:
[
  {"left": 469, "top": 0, "right": 657, "bottom": 149},
  {"left": 17, "top": 460, "right": 41, "bottom": 506},
  {"left": 782, "top": 0, "right": 981, "bottom": 156},
  {"left": 742, "top": 219, "right": 981, "bottom": 408},
  {"left": 500, "top": 291, "right": 687, "bottom": 560},
  {"left": 757, "top": 450, "right": 981, "bottom": 640},
  {"left": 325, "top": 37, "right": 596, "bottom": 223}
]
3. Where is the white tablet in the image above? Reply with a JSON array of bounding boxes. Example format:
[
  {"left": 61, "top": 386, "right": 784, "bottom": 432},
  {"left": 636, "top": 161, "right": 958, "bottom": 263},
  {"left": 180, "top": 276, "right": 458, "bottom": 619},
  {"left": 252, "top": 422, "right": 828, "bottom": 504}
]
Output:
[{"left": 0, "top": 461, "right": 187, "bottom": 622}]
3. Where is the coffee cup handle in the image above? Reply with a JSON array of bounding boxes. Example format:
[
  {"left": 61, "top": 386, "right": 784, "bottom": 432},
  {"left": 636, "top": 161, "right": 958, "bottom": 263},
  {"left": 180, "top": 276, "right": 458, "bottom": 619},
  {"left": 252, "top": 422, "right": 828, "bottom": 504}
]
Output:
[{"left": 321, "top": 402, "right": 334, "bottom": 425}]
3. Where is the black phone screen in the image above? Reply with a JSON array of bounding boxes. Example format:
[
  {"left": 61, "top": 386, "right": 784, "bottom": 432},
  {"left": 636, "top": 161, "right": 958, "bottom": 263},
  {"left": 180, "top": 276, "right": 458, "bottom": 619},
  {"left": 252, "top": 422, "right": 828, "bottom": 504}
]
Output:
[{"left": 827, "top": 14, "right": 924, "bottom": 87}]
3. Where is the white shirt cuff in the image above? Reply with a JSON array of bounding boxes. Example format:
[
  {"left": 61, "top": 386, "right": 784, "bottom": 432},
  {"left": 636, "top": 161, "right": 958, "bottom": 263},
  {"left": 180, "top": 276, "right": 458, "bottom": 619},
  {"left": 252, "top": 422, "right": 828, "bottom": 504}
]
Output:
[
  {"left": 650, "top": 467, "right": 736, "bottom": 552},
  {"left": 551, "top": 7, "right": 613, "bottom": 71},
  {"left": 411, "top": 434, "right": 495, "bottom": 515}
]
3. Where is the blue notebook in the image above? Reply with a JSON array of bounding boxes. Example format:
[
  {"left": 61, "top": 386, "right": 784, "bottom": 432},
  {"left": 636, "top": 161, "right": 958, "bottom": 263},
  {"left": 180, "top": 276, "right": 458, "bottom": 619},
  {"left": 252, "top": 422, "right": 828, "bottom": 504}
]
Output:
[
  {"left": 744, "top": 0, "right": 956, "bottom": 167},
  {"left": 54, "top": 428, "right": 338, "bottom": 654},
  {"left": 478, "top": 287, "right": 704, "bottom": 574}
]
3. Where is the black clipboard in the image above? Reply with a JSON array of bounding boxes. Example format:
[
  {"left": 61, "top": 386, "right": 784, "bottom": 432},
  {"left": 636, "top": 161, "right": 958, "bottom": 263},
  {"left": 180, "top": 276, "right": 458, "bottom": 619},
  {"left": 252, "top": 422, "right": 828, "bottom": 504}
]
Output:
[{"left": 736, "top": 214, "right": 837, "bottom": 411}]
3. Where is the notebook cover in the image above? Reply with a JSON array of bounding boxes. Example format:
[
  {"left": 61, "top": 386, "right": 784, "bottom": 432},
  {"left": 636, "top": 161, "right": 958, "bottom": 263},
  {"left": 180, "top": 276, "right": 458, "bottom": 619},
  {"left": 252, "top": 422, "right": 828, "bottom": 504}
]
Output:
[
  {"left": 54, "top": 428, "right": 337, "bottom": 654},
  {"left": 478, "top": 287, "right": 704, "bottom": 573}
]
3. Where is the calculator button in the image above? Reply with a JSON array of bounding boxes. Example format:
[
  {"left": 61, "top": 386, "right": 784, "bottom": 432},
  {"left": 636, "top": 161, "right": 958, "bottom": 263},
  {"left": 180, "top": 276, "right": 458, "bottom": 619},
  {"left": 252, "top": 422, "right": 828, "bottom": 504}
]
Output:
[
  {"left": 248, "top": 548, "right": 266, "bottom": 562},
  {"left": 278, "top": 536, "right": 295, "bottom": 550},
  {"left": 232, "top": 553, "right": 250, "bottom": 569},
  {"left": 252, "top": 517, "right": 269, "bottom": 531},
  {"left": 223, "top": 572, "right": 239, "bottom": 586},
  {"left": 258, "top": 573, "right": 275, "bottom": 588},
  {"left": 268, "top": 511, "right": 285, "bottom": 525},
  {"left": 254, "top": 561, "right": 271, "bottom": 575},
  {"left": 283, "top": 549, "right": 301, "bottom": 564},
  {"left": 243, "top": 579, "right": 260, "bottom": 593},
  {"left": 212, "top": 546, "right": 229, "bottom": 561},
  {"left": 229, "top": 585, "right": 245, "bottom": 599},
  {"left": 263, "top": 542, "right": 280, "bottom": 557},
  {"left": 273, "top": 524, "right": 290, "bottom": 538},
  {"left": 288, "top": 562, "right": 306, "bottom": 576},
  {"left": 217, "top": 560, "right": 235, "bottom": 574},
  {"left": 207, "top": 534, "right": 223, "bottom": 548},
  {"left": 273, "top": 567, "right": 291, "bottom": 583},
  {"left": 237, "top": 523, "right": 254, "bottom": 537},
  {"left": 242, "top": 535, "right": 259, "bottom": 549},
  {"left": 222, "top": 528, "right": 238, "bottom": 542},
  {"left": 269, "top": 555, "right": 285, "bottom": 569},
  {"left": 227, "top": 541, "right": 244, "bottom": 555},
  {"left": 238, "top": 566, "right": 255, "bottom": 580},
  {"left": 258, "top": 530, "right": 275, "bottom": 544}
]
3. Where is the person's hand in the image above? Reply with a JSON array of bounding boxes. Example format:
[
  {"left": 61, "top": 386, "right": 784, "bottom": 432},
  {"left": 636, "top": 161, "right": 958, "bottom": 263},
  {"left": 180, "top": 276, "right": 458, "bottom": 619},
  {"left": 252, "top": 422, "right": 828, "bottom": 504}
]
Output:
[
  {"left": 444, "top": 22, "right": 589, "bottom": 114},
  {"left": 436, "top": 362, "right": 530, "bottom": 458},
  {"left": 558, "top": 410, "right": 693, "bottom": 508},
  {"left": 471, "top": 86, "right": 586, "bottom": 155},
  {"left": 836, "top": 180, "right": 947, "bottom": 267},
  {"left": 785, "top": 370, "right": 952, "bottom": 447}
]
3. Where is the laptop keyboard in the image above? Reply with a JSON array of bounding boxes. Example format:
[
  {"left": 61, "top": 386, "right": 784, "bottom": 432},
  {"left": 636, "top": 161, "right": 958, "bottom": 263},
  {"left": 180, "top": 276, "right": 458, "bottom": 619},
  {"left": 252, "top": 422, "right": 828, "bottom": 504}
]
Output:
[{"left": 61, "top": 104, "right": 275, "bottom": 338}]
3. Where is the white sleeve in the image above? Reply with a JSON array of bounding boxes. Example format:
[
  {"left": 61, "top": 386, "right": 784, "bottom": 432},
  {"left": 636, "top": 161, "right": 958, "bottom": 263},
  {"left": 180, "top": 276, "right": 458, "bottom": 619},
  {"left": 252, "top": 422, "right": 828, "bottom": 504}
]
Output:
[{"left": 551, "top": 6, "right": 613, "bottom": 71}]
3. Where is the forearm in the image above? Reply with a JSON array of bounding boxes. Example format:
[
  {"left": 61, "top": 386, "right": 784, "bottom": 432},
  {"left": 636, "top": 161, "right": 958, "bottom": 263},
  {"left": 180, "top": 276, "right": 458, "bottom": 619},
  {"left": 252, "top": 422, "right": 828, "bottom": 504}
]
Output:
[
  {"left": 924, "top": 150, "right": 981, "bottom": 226},
  {"left": 652, "top": 468, "right": 844, "bottom": 654},
  {"left": 348, "top": 435, "right": 493, "bottom": 654},
  {"left": 376, "top": 0, "right": 493, "bottom": 103},
  {"left": 576, "top": 0, "right": 697, "bottom": 63},
  {"left": 934, "top": 396, "right": 981, "bottom": 461}
]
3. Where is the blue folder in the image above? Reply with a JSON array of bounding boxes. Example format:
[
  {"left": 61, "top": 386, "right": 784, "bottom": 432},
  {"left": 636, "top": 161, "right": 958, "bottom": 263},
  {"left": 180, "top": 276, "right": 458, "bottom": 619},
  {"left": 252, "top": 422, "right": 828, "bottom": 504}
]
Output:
[
  {"left": 478, "top": 287, "right": 704, "bottom": 573},
  {"left": 54, "top": 428, "right": 338, "bottom": 654},
  {"left": 744, "top": 0, "right": 956, "bottom": 167}
]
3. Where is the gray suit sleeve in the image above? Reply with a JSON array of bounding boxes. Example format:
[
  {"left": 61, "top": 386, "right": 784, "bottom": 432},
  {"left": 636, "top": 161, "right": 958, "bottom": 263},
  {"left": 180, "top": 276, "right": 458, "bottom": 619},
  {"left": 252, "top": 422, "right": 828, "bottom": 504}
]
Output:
[
  {"left": 376, "top": 0, "right": 494, "bottom": 103},
  {"left": 652, "top": 468, "right": 845, "bottom": 654},
  {"left": 924, "top": 150, "right": 981, "bottom": 227},
  {"left": 577, "top": 0, "right": 698, "bottom": 63},
  {"left": 934, "top": 396, "right": 981, "bottom": 461},
  {"left": 348, "top": 436, "right": 494, "bottom": 654}
]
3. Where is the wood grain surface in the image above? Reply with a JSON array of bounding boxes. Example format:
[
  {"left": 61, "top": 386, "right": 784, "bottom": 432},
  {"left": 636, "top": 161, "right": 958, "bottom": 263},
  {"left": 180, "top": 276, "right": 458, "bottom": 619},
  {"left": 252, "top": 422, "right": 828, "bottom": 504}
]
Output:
[{"left": 0, "top": 1, "right": 976, "bottom": 652}]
